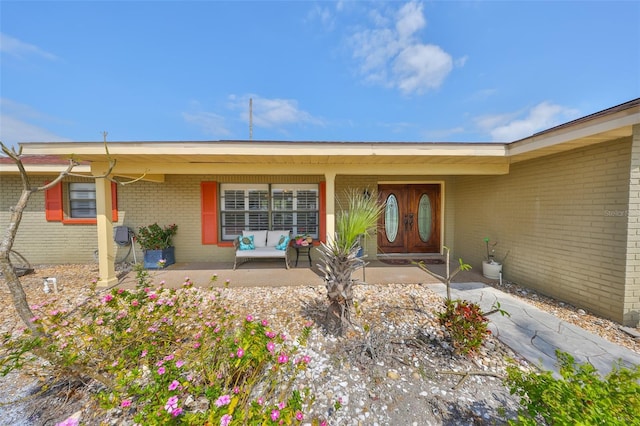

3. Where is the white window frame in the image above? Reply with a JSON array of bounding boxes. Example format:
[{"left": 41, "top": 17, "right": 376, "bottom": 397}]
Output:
[{"left": 220, "top": 183, "right": 319, "bottom": 241}]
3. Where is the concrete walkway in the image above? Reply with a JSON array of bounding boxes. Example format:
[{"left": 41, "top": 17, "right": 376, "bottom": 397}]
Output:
[{"left": 431, "top": 282, "right": 640, "bottom": 376}]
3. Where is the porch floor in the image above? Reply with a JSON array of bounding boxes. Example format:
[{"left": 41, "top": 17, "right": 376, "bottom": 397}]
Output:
[{"left": 118, "top": 257, "right": 492, "bottom": 289}]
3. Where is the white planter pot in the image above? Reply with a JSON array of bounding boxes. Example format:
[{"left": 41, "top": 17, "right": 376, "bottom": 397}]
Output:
[{"left": 482, "top": 261, "right": 502, "bottom": 280}]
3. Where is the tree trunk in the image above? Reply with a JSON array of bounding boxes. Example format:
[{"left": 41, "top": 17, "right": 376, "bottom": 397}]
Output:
[{"left": 0, "top": 187, "right": 39, "bottom": 333}]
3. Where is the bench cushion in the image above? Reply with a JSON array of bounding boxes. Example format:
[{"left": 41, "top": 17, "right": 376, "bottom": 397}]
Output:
[{"left": 235, "top": 246, "right": 287, "bottom": 258}]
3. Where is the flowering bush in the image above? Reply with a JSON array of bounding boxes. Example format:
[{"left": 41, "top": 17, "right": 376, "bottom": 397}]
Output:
[
  {"left": 136, "top": 223, "right": 178, "bottom": 250},
  {"left": 437, "top": 299, "right": 491, "bottom": 355},
  {"left": 1, "top": 266, "right": 321, "bottom": 425}
]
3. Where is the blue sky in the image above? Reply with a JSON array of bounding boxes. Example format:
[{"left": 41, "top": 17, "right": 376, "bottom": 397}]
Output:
[{"left": 1, "top": 1, "right": 639, "bottom": 148}]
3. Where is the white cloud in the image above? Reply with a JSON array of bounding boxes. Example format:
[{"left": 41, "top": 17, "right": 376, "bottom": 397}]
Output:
[
  {"left": 393, "top": 44, "right": 452, "bottom": 94},
  {"left": 182, "top": 110, "right": 231, "bottom": 138},
  {"left": 477, "top": 102, "right": 580, "bottom": 142},
  {"left": 0, "top": 33, "right": 58, "bottom": 60},
  {"left": 0, "top": 115, "right": 72, "bottom": 148},
  {"left": 395, "top": 1, "right": 426, "bottom": 40},
  {"left": 348, "top": 1, "right": 456, "bottom": 95},
  {"left": 228, "top": 94, "right": 323, "bottom": 130},
  {"left": 0, "top": 99, "right": 72, "bottom": 148}
]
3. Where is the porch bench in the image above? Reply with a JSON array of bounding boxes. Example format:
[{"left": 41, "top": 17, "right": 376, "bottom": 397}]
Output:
[{"left": 233, "top": 230, "right": 291, "bottom": 270}]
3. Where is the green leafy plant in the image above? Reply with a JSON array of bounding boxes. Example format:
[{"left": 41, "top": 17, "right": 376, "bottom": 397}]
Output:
[
  {"left": 506, "top": 350, "right": 640, "bottom": 425},
  {"left": 136, "top": 222, "right": 178, "bottom": 250},
  {"left": 1, "top": 268, "right": 322, "bottom": 425},
  {"left": 436, "top": 299, "right": 491, "bottom": 355}
]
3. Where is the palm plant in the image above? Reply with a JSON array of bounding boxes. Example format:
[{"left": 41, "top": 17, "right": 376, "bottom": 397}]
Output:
[{"left": 318, "top": 190, "right": 384, "bottom": 335}]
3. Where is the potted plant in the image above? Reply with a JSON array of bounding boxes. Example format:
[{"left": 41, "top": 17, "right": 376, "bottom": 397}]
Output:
[
  {"left": 482, "top": 237, "right": 508, "bottom": 280},
  {"left": 136, "top": 223, "right": 178, "bottom": 269}
]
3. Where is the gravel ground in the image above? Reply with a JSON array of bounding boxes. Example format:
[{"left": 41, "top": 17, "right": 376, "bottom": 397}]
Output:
[{"left": 1, "top": 264, "right": 638, "bottom": 425}]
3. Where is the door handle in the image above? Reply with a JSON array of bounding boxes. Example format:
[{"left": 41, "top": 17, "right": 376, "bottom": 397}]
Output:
[{"left": 408, "top": 213, "right": 414, "bottom": 231}]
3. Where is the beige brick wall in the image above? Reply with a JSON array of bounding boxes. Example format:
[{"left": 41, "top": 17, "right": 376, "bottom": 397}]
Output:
[
  {"left": 454, "top": 137, "right": 634, "bottom": 325},
  {"left": 0, "top": 175, "right": 123, "bottom": 264},
  {"left": 624, "top": 124, "right": 640, "bottom": 326}
]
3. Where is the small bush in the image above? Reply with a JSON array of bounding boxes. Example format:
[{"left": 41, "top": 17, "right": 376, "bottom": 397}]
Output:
[
  {"left": 437, "top": 299, "right": 491, "bottom": 355},
  {"left": 506, "top": 350, "right": 640, "bottom": 425},
  {"left": 1, "top": 268, "right": 322, "bottom": 425}
]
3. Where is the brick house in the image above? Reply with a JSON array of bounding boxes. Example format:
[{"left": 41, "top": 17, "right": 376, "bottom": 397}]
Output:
[{"left": 1, "top": 98, "right": 639, "bottom": 326}]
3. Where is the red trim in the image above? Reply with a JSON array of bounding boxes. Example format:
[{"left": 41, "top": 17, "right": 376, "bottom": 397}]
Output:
[
  {"left": 45, "top": 182, "right": 63, "bottom": 221},
  {"left": 201, "top": 181, "right": 218, "bottom": 244},
  {"left": 62, "top": 218, "right": 98, "bottom": 224},
  {"left": 319, "top": 181, "right": 326, "bottom": 243}
]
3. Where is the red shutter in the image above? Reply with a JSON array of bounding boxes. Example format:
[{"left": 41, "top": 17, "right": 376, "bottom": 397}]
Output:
[
  {"left": 45, "top": 182, "right": 63, "bottom": 221},
  {"left": 111, "top": 182, "right": 118, "bottom": 222},
  {"left": 201, "top": 181, "right": 218, "bottom": 244},
  {"left": 319, "top": 181, "right": 326, "bottom": 243}
]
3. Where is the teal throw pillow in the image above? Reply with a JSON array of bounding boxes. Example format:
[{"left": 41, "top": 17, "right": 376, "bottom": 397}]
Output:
[
  {"left": 239, "top": 235, "right": 255, "bottom": 250},
  {"left": 276, "top": 235, "right": 290, "bottom": 250}
]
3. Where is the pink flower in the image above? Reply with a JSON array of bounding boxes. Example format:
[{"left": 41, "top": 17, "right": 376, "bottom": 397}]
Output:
[
  {"left": 246, "top": 315, "right": 253, "bottom": 322},
  {"left": 157, "top": 366, "right": 166, "bottom": 375},
  {"left": 102, "top": 294, "right": 113, "bottom": 303},
  {"left": 277, "top": 353, "right": 289, "bottom": 364},
  {"left": 168, "top": 380, "right": 180, "bottom": 391},
  {"left": 220, "top": 414, "right": 232, "bottom": 426},
  {"left": 171, "top": 407, "right": 183, "bottom": 417},
  {"left": 193, "top": 342, "right": 201, "bottom": 349},
  {"left": 297, "top": 355, "right": 311, "bottom": 364},
  {"left": 95, "top": 318, "right": 104, "bottom": 325},
  {"left": 55, "top": 417, "right": 79, "bottom": 426},
  {"left": 295, "top": 411, "right": 304, "bottom": 421},
  {"left": 261, "top": 319, "right": 269, "bottom": 326},
  {"left": 164, "top": 354, "right": 175, "bottom": 361},
  {"left": 233, "top": 386, "right": 240, "bottom": 394},
  {"left": 175, "top": 359, "right": 185, "bottom": 368},
  {"left": 266, "top": 342, "right": 276, "bottom": 353},
  {"left": 278, "top": 401, "right": 286, "bottom": 409},
  {"left": 120, "top": 399, "right": 131, "bottom": 408},
  {"left": 236, "top": 347, "right": 245, "bottom": 358},
  {"left": 215, "top": 394, "right": 231, "bottom": 407},
  {"left": 271, "top": 409, "right": 280, "bottom": 421},
  {"left": 131, "top": 300, "right": 139, "bottom": 307},
  {"left": 265, "top": 331, "right": 276, "bottom": 339},
  {"left": 140, "top": 350, "right": 147, "bottom": 358},
  {"left": 164, "top": 396, "right": 178, "bottom": 413}
]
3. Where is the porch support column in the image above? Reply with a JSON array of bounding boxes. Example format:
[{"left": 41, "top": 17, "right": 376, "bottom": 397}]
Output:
[
  {"left": 624, "top": 123, "right": 640, "bottom": 326},
  {"left": 324, "top": 171, "right": 336, "bottom": 241},
  {"left": 95, "top": 175, "right": 117, "bottom": 287}
]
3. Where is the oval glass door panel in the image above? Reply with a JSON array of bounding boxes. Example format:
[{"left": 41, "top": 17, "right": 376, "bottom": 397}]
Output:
[
  {"left": 417, "top": 194, "right": 432, "bottom": 242},
  {"left": 385, "top": 194, "right": 399, "bottom": 243}
]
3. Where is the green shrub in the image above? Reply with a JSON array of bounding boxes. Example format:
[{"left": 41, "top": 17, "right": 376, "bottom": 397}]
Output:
[
  {"left": 1, "top": 268, "right": 322, "bottom": 425},
  {"left": 436, "top": 299, "right": 491, "bottom": 355},
  {"left": 506, "top": 350, "right": 640, "bottom": 425}
]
